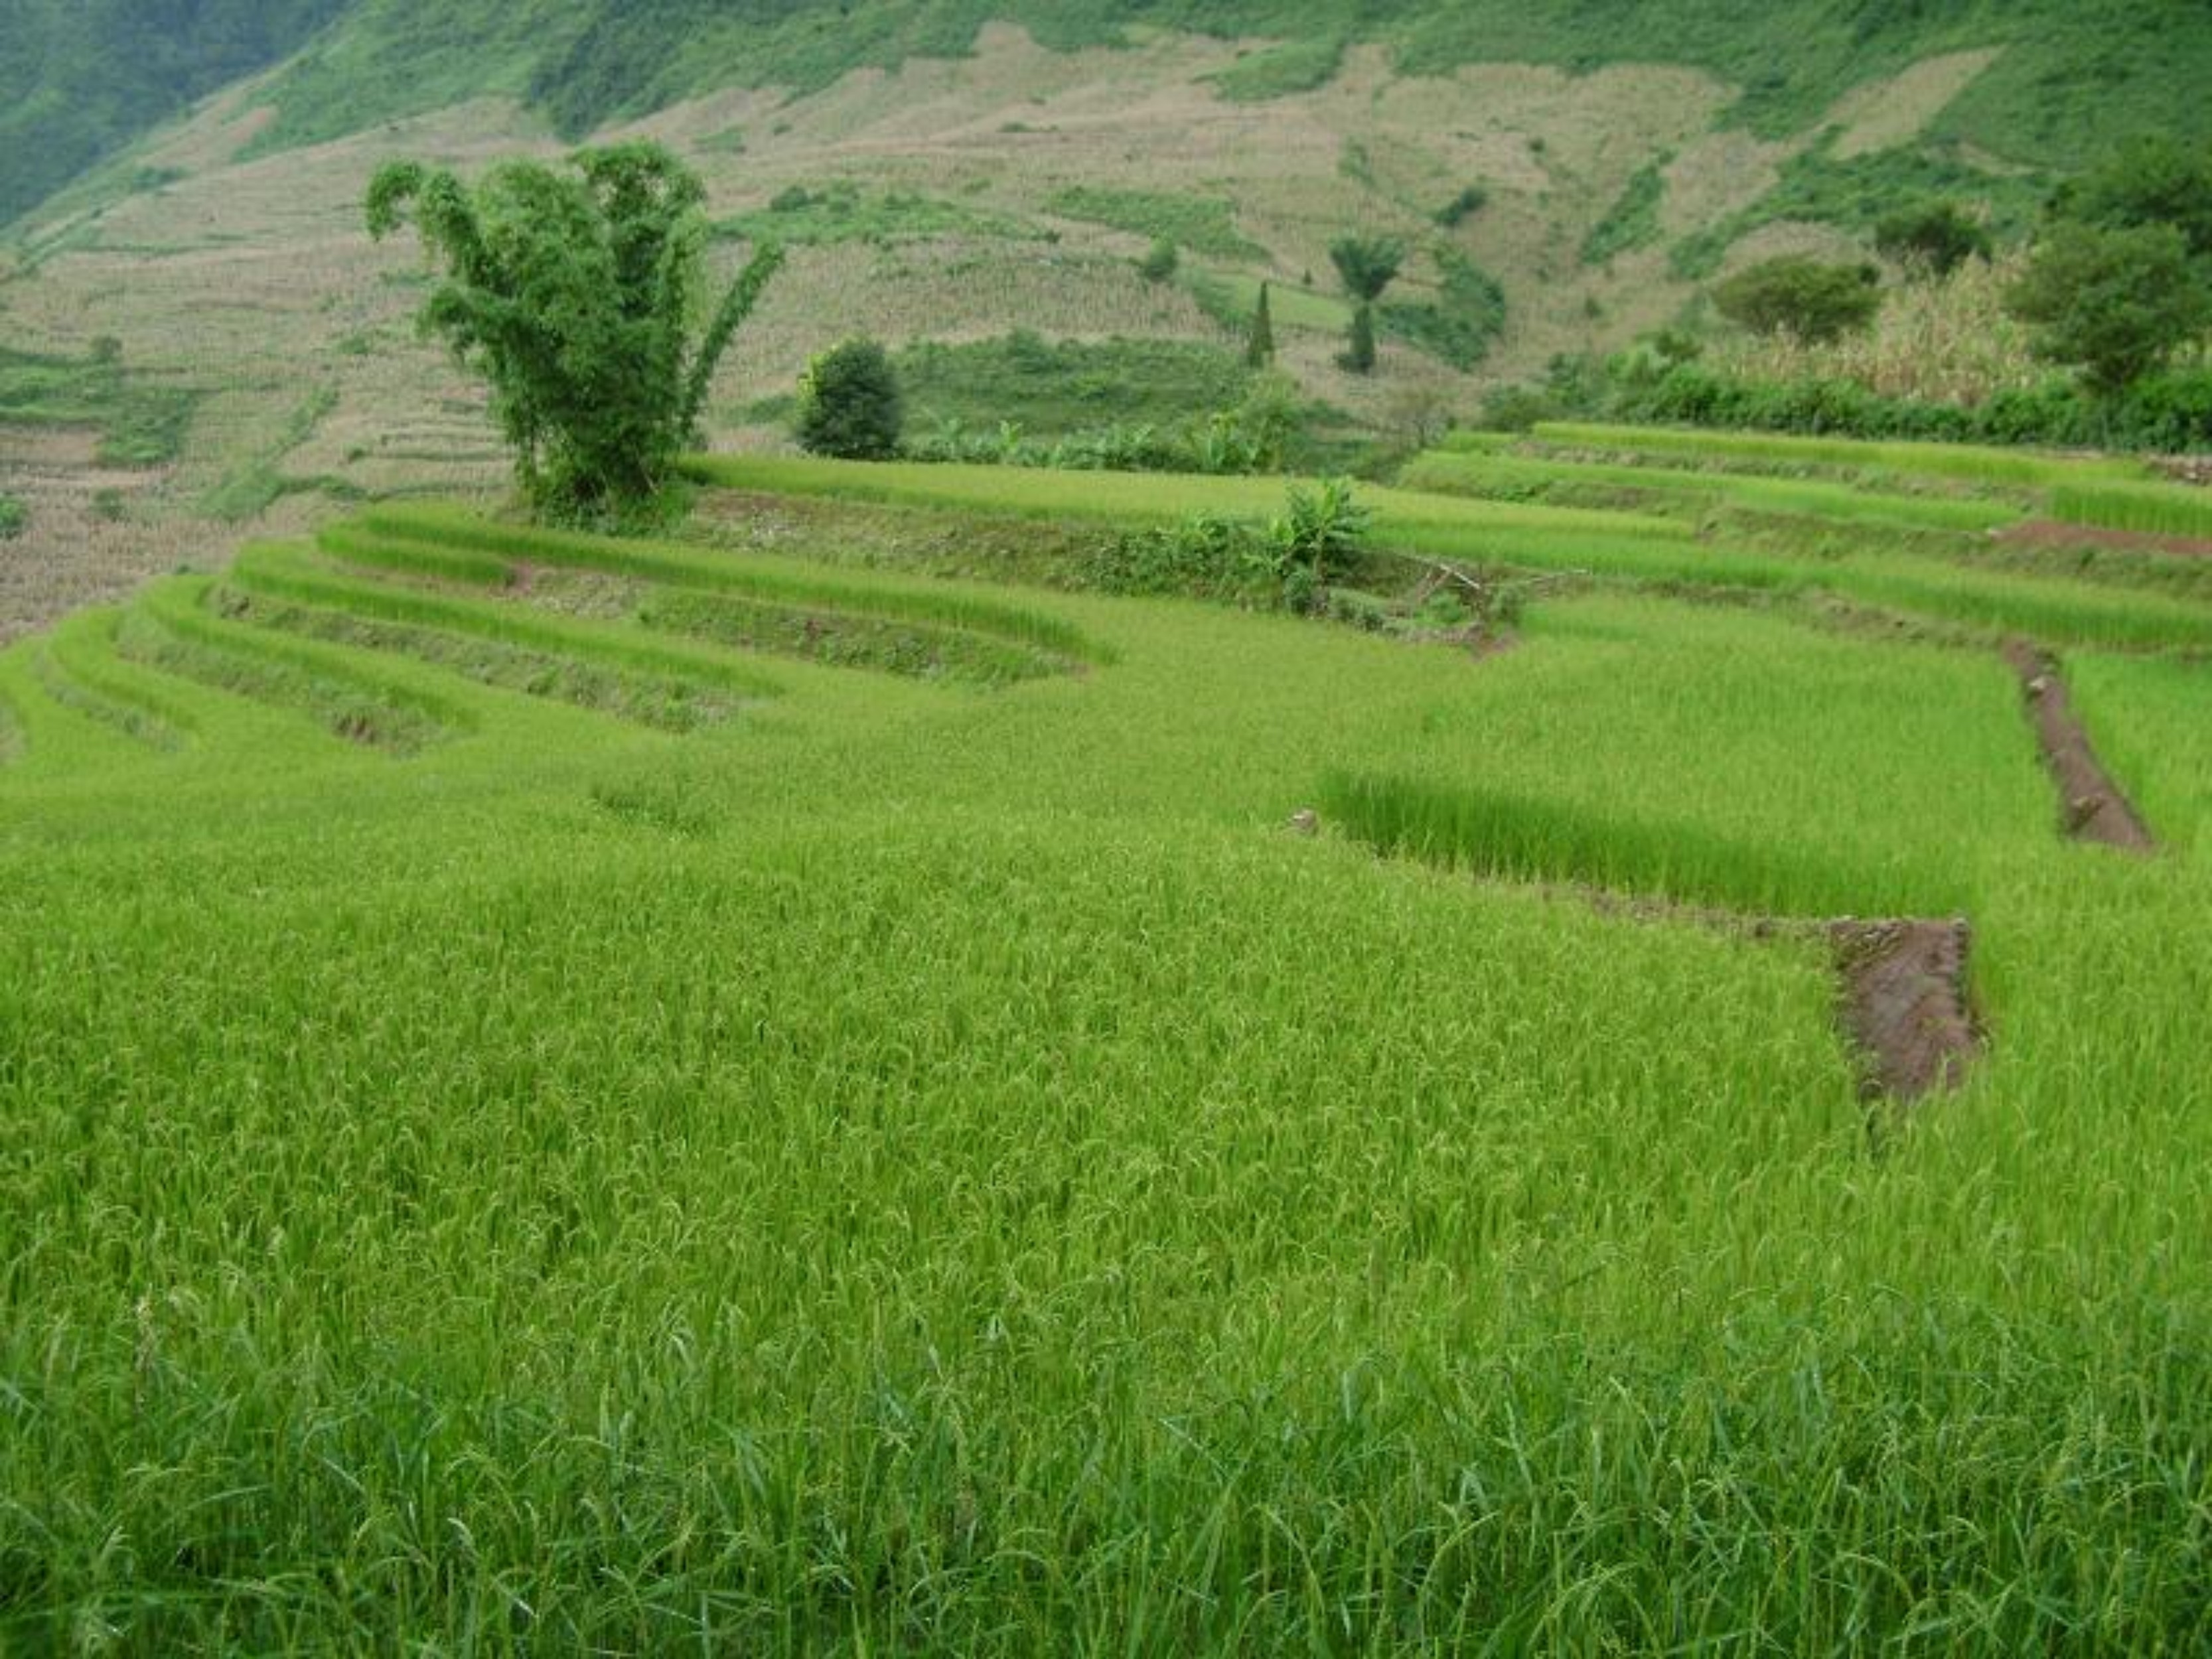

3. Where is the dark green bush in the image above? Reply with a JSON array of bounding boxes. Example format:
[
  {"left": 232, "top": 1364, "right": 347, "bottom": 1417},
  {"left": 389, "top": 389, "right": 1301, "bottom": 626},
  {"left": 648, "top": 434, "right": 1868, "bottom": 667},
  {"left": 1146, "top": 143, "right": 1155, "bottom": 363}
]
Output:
[
  {"left": 1874, "top": 200, "right": 1992, "bottom": 277},
  {"left": 2006, "top": 222, "right": 2212, "bottom": 395},
  {"left": 1712, "top": 257, "right": 1883, "bottom": 343},
  {"left": 796, "top": 338, "right": 904, "bottom": 461}
]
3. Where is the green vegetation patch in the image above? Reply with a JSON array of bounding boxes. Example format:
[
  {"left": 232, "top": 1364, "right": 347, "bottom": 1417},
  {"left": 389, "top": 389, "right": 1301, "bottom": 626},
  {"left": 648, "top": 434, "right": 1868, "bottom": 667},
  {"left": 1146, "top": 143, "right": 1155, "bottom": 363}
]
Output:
[
  {"left": 217, "top": 587, "right": 743, "bottom": 732},
  {"left": 5, "top": 449, "right": 2212, "bottom": 1652},
  {"left": 1205, "top": 35, "right": 1345, "bottom": 102},
  {"left": 2053, "top": 480, "right": 2212, "bottom": 541},
  {"left": 1045, "top": 186, "right": 1262, "bottom": 260},
  {"left": 1402, "top": 449, "right": 2021, "bottom": 534},
  {"left": 638, "top": 590, "right": 1064, "bottom": 685},
  {"left": 1670, "top": 141, "right": 2047, "bottom": 279},
  {"left": 1529, "top": 421, "right": 2147, "bottom": 490},
  {"left": 1378, "top": 248, "right": 1508, "bottom": 370},
  {"left": 898, "top": 331, "right": 1252, "bottom": 441},
  {"left": 0, "top": 494, "right": 25, "bottom": 539},
  {"left": 1581, "top": 159, "right": 1667, "bottom": 267},
  {"left": 112, "top": 581, "right": 455, "bottom": 753},
  {"left": 0, "top": 345, "right": 195, "bottom": 466},
  {"left": 717, "top": 180, "right": 1035, "bottom": 247}
]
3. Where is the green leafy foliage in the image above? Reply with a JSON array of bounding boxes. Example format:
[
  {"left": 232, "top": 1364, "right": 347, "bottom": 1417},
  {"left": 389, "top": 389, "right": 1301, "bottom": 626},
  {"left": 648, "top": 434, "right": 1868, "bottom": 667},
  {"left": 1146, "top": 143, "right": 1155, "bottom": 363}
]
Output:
[
  {"left": 1874, "top": 200, "right": 1993, "bottom": 277},
  {"left": 796, "top": 338, "right": 904, "bottom": 461},
  {"left": 2006, "top": 222, "right": 2212, "bottom": 395},
  {"left": 1671, "top": 143, "right": 2045, "bottom": 279},
  {"left": 1329, "top": 235, "right": 1405, "bottom": 304},
  {"left": 1268, "top": 474, "right": 1370, "bottom": 595},
  {"left": 1379, "top": 248, "right": 1508, "bottom": 370},
  {"left": 1046, "top": 186, "right": 1260, "bottom": 259},
  {"left": 0, "top": 344, "right": 196, "bottom": 466},
  {"left": 2050, "top": 135, "right": 2212, "bottom": 259},
  {"left": 366, "top": 141, "right": 781, "bottom": 516},
  {"left": 1713, "top": 257, "right": 1882, "bottom": 344},
  {"left": 0, "top": 495, "right": 26, "bottom": 539},
  {"left": 1341, "top": 303, "right": 1377, "bottom": 375},
  {"left": 893, "top": 332, "right": 1250, "bottom": 440},
  {"left": 1434, "top": 184, "right": 1489, "bottom": 228},
  {"left": 715, "top": 180, "right": 1031, "bottom": 247},
  {"left": 1581, "top": 161, "right": 1667, "bottom": 267},
  {"left": 1246, "top": 281, "right": 1275, "bottom": 367},
  {"left": 1205, "top": 34, "right": 1345, "bottom": 102},
  {"left": 1136, "top": 237, "right": 1179, "bottom": 283}
]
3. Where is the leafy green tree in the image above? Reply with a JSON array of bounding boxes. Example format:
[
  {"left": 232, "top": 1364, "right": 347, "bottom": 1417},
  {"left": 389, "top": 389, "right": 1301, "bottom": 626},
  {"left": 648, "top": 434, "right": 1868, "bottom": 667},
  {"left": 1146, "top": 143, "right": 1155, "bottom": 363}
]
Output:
[
  {"left": 795, "top": 338, "right": 904, "bottom": 460},
  {"left": 2005, "top": 222, "right": 2212, "bottom": 395},
  {"left": 1712, "top": 256, "right": 1881, "bottom": 343},
  {"left": 366, "top": 141, "right": 780, "bottom": 519},
  {"left": 1246, "top": 281, "right": 1276, "bottom": 367},
  {"left": 1329, "top": 235, "right": 1404, "bottom": 376},
  {"left": 2053, "top": 137, "right": 2212, "bottom": 261},
  {"left": 1875, "top": 201, "right": 1992, "bottom": 277},
  {"left": 1329, "top": 236, "right": 1404, "bottom": 303},
  {"left": 0, "top": 494, "right": 25, "bottom": 540},
  {"left": 1137, "top": 237, "right": 1178, "bottom": 283}
]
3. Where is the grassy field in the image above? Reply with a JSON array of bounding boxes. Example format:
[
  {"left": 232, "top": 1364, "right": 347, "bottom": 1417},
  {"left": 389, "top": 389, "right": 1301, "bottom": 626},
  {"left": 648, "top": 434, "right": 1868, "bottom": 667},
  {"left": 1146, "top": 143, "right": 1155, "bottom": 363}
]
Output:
[{"left": 4, "top": 444, "right": 2212, "bottom": 1648}]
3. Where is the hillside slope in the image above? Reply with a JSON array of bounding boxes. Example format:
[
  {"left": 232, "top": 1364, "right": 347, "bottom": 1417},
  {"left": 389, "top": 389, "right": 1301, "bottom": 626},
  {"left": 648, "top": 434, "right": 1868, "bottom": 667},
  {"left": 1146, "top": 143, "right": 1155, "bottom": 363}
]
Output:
[
  {"left": 10, "top": 1, "right": 2210, "bottom": 232},
  {"left": 0, "top": 0, "right": 348, "bottom": 226},
  {"left": 5, "top": 5, "right": 2211, "bottom": 640}
]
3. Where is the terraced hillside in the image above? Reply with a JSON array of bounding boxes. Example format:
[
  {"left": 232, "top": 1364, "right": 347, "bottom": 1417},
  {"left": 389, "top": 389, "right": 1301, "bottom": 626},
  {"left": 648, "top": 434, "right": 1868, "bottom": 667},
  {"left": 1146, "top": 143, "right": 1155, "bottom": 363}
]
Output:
[
  {"left": 3, "top": 437, "right": 2210, "bottom": 1646},
  {"left": 8, "top": 5, "right": 2210, "bottom": 642}
]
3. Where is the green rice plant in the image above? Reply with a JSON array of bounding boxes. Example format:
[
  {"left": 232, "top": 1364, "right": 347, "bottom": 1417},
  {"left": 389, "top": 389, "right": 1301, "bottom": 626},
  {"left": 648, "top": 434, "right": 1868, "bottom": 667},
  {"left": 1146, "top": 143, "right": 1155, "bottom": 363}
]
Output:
[
  {"left": 638, "top": 589, "right": 1063, "bottom": 685},
  {"left": 688, "top": 453, "right": 2212, "bottom": 648},
  {"left": 2051, "top": 480, "right": 2212, "bottom": 541},
  {"left": 31, "top": 611, "right": 197, "bottom": 751},
  {"left": 228, "top": 541, "right": 785, "bottom": 701},
  {"left": 2067, "top": 652, "right": 2212, "bottom": 853},
  {"left": 356, "top": 504, "right": 1110, "bottom": 664},
  {"left": 1532, "top": 420, "right": 2150, "bottom": 488},
  {"left": 5, "top": 460, "right": 2212, "bottom": 1651},
  {"left": 1401, "top": 449, "right": 2023, "bottom": 533},
  {"left": 317, "top": 522, "right": 516, "bottom": 589},
  {"left": 114, "top": 578, "right": 463, "bottom": 754},
  {"left": 220, "top": 589, "right": 747, "bottom": 732},
  {"left": 1323, "top": 768, "right": 1905, "bottom": 916}
]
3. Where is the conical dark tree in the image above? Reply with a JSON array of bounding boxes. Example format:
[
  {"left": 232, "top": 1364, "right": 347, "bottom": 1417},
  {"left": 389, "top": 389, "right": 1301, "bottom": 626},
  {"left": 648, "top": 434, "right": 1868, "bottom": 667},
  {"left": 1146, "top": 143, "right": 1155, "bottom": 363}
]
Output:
[
  {"left": 367, "top": 141, "right": 780, "bottom": 520},
  {"left": 1246, "top": 281, "right": 1276, "bottom": 367},
  {"left": 1329, "top": 234, "right": 1403, "bottom": 375},
  {"left": 1341, "top": 302, "right": 1376, "bottom": 374}
]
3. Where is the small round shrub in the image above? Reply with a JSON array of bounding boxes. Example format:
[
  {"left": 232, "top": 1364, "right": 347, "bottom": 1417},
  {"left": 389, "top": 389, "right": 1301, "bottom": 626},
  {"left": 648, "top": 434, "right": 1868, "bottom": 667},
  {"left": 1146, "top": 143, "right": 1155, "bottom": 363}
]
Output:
[{"left": 795, "top": 338, "right": 903, "bottom": 461}]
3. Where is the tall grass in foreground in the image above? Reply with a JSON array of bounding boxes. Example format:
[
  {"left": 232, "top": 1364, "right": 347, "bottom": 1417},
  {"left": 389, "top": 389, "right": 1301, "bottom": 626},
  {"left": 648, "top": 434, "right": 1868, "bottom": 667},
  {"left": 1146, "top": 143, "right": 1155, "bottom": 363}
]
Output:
[{"left": 1, "top": 481, "right": 2209, "bottom": 1648}]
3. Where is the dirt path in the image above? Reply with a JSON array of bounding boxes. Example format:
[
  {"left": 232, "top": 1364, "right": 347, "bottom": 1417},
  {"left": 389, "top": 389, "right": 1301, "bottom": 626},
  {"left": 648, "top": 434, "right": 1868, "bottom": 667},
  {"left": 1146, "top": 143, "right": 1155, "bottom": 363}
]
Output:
[
  {"left": 1824, "top": 918, "right": 1979, "bottom": 1103},
  {"left": 2002, "top": 641, "right": 2156, "bottom": 853},
  {"left": 1996, "top": 520, "right": 2212, "bottom": 561}
]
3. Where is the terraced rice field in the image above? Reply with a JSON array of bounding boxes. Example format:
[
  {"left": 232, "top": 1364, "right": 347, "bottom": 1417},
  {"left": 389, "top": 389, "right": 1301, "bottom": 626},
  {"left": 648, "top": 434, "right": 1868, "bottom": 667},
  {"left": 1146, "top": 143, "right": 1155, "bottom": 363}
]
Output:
[{"left": 3, "top": 442, "right": 2211, "bottom": 1650}]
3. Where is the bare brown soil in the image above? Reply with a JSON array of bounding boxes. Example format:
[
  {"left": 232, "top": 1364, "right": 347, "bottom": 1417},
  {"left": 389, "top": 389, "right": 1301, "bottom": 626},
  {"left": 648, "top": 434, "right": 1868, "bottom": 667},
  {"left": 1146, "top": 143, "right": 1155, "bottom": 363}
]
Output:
[
  {"left": 2002, "top": 641, "right": 2156, "bottom": 853},
  {"left": 1996, "top": 520, "right": 2212, "bottom": 561},
  {"left": 1824, "top": 918, "right": 1979, "bottom": 1103}
]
